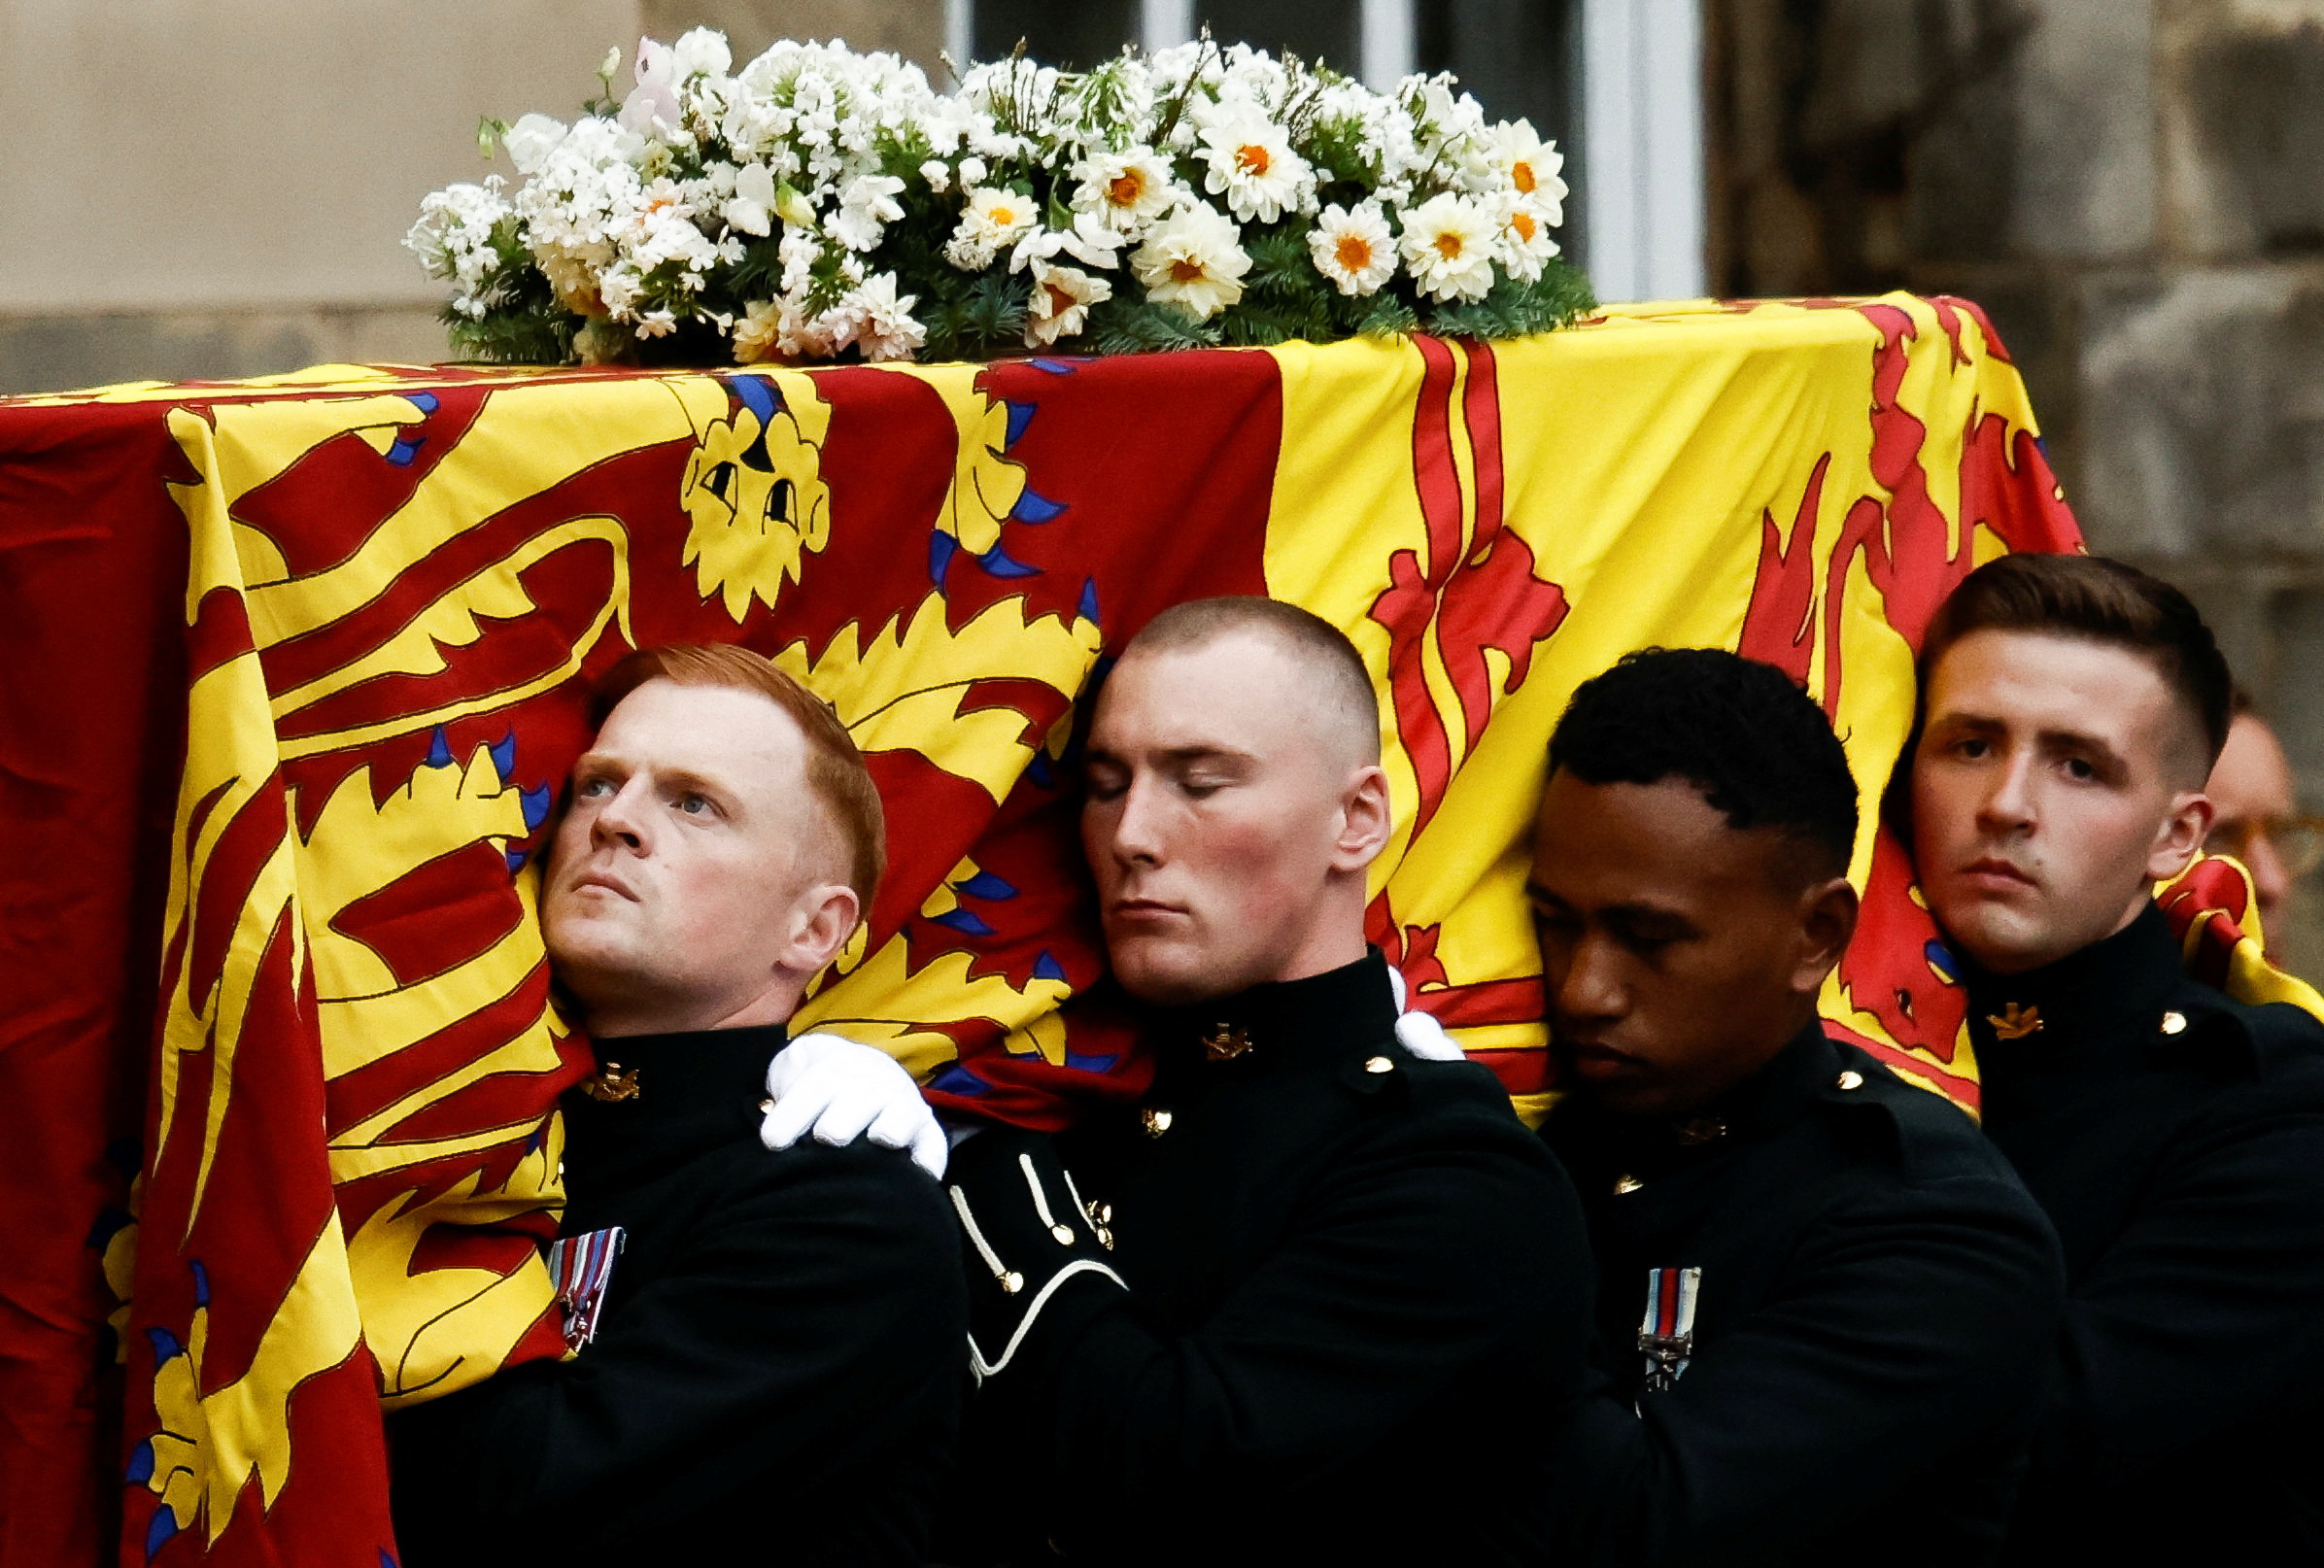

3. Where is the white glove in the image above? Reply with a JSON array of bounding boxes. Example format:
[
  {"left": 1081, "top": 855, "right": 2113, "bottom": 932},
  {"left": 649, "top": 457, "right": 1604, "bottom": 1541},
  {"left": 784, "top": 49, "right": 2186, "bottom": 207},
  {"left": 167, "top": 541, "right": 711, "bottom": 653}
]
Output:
[
  {"left": 1385, "top": 966, "right": 1467, "bottom": 1062},
  {"left": 761, "top": 1033, "right": 947, "bottom": 1179}
]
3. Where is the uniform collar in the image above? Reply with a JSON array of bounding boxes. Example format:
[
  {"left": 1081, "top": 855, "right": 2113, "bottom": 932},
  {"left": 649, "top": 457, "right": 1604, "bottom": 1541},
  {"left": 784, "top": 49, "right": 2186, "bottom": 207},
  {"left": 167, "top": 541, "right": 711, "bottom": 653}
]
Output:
[
  {"left": 1152, "top": 951, "right": 1400, "bottom": 1076},
  {"left": 1552, "top": 1022, "right": 1839, "bottom": 1168},
  {"left": 563, "top": 1021, "right": 789, "bottom": 1181},
  {"left": 1959, "top": 903, "right": 2184, "bottom": 1062}
]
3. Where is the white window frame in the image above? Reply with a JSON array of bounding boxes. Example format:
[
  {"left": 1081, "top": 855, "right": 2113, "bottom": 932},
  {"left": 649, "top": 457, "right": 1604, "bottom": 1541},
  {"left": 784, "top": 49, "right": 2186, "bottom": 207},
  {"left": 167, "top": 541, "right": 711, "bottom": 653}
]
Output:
[{"left": 943, "top": 0, "right": 1707, "bottom": 303}]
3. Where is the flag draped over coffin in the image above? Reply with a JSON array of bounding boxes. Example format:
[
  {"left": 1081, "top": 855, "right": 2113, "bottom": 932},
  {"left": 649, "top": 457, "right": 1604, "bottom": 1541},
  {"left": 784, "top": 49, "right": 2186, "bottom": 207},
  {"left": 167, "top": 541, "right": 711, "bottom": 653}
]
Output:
[{"left": 2, "top": 293, "right": 2101, "bottom": 1565}]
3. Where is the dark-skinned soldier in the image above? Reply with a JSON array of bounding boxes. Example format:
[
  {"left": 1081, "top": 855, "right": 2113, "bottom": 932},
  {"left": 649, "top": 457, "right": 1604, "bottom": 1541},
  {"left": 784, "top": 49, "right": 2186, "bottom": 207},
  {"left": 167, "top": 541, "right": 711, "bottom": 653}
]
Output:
[{"left": 1532, "top": 648, "right": 2065, "bottom": 1567}]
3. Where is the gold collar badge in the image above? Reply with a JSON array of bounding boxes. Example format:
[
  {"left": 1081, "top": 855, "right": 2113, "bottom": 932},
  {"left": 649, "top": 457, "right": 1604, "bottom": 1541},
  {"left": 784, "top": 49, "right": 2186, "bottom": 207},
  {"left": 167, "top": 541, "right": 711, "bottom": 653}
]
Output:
[
  {"left": 580, "top": 1062, "right": 642, "bottom": 1102},
  {"left": 1986, "top": 1003, "right": 2044, "bottom": 1041},
  {"left": 1202, "top": 1022, "right": 1253, "bottom": 1062}
]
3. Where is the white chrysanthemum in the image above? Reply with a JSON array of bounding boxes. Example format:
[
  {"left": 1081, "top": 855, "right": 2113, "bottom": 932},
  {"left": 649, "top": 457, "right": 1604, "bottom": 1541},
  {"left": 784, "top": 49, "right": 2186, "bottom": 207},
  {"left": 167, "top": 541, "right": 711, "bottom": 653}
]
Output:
[
  {"left": 1491, "top": 119, "right": 1569, "bottom": 226},
  {"left": 919, "top": 158, "right": 951, "bottom": 194},
  {"left": 1072, "top": 148, "right": 1177, "bottom": 231},
  {"left": 1398, "top": 191, "right": 1497, "bottom": 302},
  {"left": 1307, "top": 203, "right": 1396, "bottom": 296},
  {"left": 832, "top": 272, "right": 926, "bottom": 361},
  {"left": 1197, "top": 118, "right": 1313, "bottom": 224},
  {"left": 1130, "top": 202, "right": 1249, "bottom": 321},
  {"left": 1495, "top": 197, "right": 1560, "bottom": 282},
  {"left": 828, "top": 173, "right": 906, "bottom": 251},
  {"left": 1024, "top": 261, "right": 1112, "bottom": 347}
]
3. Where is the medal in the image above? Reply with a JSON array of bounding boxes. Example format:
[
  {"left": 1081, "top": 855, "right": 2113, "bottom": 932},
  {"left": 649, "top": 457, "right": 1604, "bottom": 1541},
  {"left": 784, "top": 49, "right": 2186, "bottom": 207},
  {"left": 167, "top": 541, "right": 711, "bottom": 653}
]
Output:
[{"left": 1636, "top": 1266, "right": 1700, "bottom": 1393}]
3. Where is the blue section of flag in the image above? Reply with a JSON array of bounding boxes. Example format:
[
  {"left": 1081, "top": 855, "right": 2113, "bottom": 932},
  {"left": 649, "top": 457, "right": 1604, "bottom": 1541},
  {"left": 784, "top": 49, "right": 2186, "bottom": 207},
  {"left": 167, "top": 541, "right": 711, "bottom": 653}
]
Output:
[
  {"left": 1026, "top": 752, "right": 1055, "bottom": 787},
  {"left": 930, "top": 907, "right": 996, "bottom": 937},
  {"left": 1034, "top": 949, "right": 1068, "bottom": 983},
  {"left": 929, "top": 1063, "right": 990, "bottom": 1097},
  {"left": 1011, "top": 487, "right": 1067, "bottom": 524},
  {"left": 731, "top": 373, "right": 778, "bottom": 425},
  {"left": 520, "top": 782, "right": 554, "bottom": 829},
  {"left": 929, "top": 530, "right": 959, "bottom": 586},
  {"left": 976, "top": 542, "right": 1041, "bottom": 578},
  {"left": 385, "top": 435, "right": 427, "bottom": 466},
  {"left": 1027, "top": 357, "right": 1082, "bottom": 374},
  {"left": 1924, "top": 938, "right": 1958, "bottom": 986},
  {"left": 1005, "top": 400, "right": 1036, "bottom": 448},
  {"left": 1077, "top": 577, "right": 1101, "bottom": 627},
  {"left": 1064, "top": 1050, "right": 1119, "bottom": 1074},
  {"left": 146, "top": 1328, "right": 183, "bottom": 1368},
  {"left": 505, "top": 849, "right": 529, "bottom": 873},
  {"left": 955, "top": 870, "right": 1017, "bottom": 901},
  {"left": 406, "top": 391, "right": 440, "bottom": 414},
  {"left": 144, "top": 1508, "right": 179, "bottom": 1560},
  {"left": 425, "top": 727, "right": 453, "bottom": 768},
  {"left": 190, "top": 1260, "right": 209, "bottom": 1308},
  {"left": 125, "top": 1441, "right": 154, "bottom": 1485},
  {"left": 489, "top": 731, "right": 517, "bottom": 783}
]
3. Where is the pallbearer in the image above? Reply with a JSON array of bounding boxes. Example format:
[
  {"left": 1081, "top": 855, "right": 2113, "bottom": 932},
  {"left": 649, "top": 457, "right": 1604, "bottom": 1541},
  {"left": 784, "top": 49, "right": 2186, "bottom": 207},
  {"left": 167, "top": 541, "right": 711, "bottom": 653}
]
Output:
[
  {"left": 940, "top": 597, "right": 1593, "bottom": 1567},
  {"left": 387, "top": 645, "right": 962, "bottom": 1567},
  {"left": 1905, "top": 555, "right": 2324, "bottom": 1559},
  {"left": 1532, "top": 648, "right": 2064, "bottom": 1566}
]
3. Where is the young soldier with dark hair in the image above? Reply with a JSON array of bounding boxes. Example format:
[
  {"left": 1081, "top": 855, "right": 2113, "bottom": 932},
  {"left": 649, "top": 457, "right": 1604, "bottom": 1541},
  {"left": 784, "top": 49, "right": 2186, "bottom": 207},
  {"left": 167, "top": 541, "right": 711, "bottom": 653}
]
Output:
[
  {"left": 1533, "top": 648, "right": 2065, "bottom": 1566},
  {"left": 1905, "top": 554, "right": 2324, "bottom": 1560},
  {"left": 388, "top": 644, "right": 964, "bottom": 1567},
  {"left": 939, "top": 597, "right": 1594, "bottom": 1567}
]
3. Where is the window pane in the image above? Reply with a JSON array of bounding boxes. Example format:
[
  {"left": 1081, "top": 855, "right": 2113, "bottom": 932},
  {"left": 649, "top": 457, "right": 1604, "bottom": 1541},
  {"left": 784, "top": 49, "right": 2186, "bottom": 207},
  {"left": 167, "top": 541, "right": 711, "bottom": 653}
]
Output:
[
  {"left": 1196, "top": 0, "right": 1361, "bottom": 74},
  {"left": 973, "top": 0, "right": 1139, "bottom": 69},
  {"left": 1417, "top": 0, "right": 1584, "bottom": 261}
]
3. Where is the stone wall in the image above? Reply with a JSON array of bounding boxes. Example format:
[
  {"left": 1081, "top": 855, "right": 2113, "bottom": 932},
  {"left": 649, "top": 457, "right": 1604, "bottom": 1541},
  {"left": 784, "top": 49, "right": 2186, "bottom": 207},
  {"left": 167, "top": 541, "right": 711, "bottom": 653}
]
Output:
[{"left": 1708, "top": 0, "right": 2324, "bottom": 971}]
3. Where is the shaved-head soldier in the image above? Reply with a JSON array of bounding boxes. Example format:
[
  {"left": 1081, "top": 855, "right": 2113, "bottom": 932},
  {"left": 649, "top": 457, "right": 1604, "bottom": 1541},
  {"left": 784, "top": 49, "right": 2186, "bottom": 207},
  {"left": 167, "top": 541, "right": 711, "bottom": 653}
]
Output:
[{"left": 938, "top": 597, "right": 1593, "bottom": 1567}]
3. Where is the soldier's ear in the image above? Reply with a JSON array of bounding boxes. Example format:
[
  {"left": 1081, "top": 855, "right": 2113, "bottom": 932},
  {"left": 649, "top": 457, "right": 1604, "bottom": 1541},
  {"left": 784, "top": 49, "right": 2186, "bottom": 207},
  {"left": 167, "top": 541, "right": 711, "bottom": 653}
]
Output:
[
  {"left": 1331, "top": 764, "right": 1392, "bottom": 871},
  {"left": 1793, "top": 874, "right": 1860, "bottom": 996},
  {"left": 2148, "top": 790, "right": 2214, "bottom": 883}
]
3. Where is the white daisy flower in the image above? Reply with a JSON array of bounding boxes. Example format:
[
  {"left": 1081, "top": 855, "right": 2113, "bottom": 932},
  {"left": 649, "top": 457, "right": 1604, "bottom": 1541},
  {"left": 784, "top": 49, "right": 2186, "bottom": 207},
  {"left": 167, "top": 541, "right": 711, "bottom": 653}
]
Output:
[
  {"left": 1197, "top": 118, "right": 1313, "bottom": 224},
  {"left": 919, "top": 158, "right": 951, "bottom": 194},
  {"left": 1399, "top": 191, "right": 1497, "bottom": 302},
  {"left": 1131, "top": 201, "right": 1249, "bottom": 321},
  {"left": 1072, "top": 148, "right": 1178, "bottom": 231},
  {"left": 1491, "top": 119, "right": 1568, "bottom": 226},
  {"left": 1024, "top": 261, "right": 1112, "bottom": 348},
  {"left": 1307, "top": 203, "right": 1396, "bottom": 296},
  {"left": 1496, "top": 197, "right": 1561, "bottom": 281}
]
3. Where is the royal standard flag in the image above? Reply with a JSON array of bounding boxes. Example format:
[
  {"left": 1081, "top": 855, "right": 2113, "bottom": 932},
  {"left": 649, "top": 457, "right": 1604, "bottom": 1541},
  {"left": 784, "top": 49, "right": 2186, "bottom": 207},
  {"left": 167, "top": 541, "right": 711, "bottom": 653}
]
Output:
[{"left": 4, "top": 295, "right": 2121, "bottom": 1564}]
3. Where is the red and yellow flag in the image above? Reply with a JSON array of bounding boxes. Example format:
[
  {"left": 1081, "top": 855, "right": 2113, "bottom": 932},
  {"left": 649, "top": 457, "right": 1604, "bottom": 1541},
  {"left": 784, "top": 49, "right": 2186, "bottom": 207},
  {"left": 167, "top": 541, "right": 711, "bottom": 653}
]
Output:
[{"left": 3, "top": 293, "right": 2112, "bottom": 1564}]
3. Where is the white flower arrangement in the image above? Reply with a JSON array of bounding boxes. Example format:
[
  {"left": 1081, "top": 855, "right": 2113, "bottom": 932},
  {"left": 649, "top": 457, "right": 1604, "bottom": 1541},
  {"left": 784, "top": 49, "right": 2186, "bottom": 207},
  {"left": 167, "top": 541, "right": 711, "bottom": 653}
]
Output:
[{"left": 407, "top": 31, "right": 1587, "bottom": 366}]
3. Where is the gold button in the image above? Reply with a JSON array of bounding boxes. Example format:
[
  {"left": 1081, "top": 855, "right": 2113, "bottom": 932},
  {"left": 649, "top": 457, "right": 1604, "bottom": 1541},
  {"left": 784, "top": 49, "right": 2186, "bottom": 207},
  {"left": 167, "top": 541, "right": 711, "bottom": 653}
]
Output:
[
  {"left": 758, "top": 1097, "right": 774, "bottom": 1113},
  {"left": 1094, "top": 1226, "right": 1114, "bottom": 1250},
  {"left": 1141, "top": 1108, "right": 1174, "bottom": 1138},
  {"left": 1675, "top": 1116, "right": 1726, "bottom": 1145},
  {"left": 1087, "top": 1201, "right": 1113, "bottom": 1226},
  {"left": 556, "top": 1161, "right": 566, "bottom": 1183},
  {"left": 1050, "top": 1223, "right": 1076, "bottom": 1245},
  {"left": 1614, "top": 1174, "right": 1644, "bottom": 1195},
  {"left": 1836, "top": 1070, "right": 1864, "bottom": 1090},
  {"left": 2161, "top": 1010, "right": 2188, "bottom": 1036},
  {"left": 1001, "top": 1271, "right": 1024, "bottom": 1294},
  {"left": 1364, "top": 1055, "right": 1394, "bottom": 1074}
]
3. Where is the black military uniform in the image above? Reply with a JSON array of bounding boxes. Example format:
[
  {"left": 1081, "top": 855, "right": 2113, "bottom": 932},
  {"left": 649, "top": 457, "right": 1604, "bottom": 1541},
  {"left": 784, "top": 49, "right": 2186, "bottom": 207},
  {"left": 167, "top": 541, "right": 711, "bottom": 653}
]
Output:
[
  {"left": 1965, "top": 903, "right": 2324, "bottom": 1560},
  {"left": 940, "top": 952, "right": 1593, "bottom": 1566},
  {"left": 388, "top": 1025, "right": 965, "bottom": 1567},
  {"left": 1544, "top": 1024, "right": 2065, "bottom": 1567}
]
